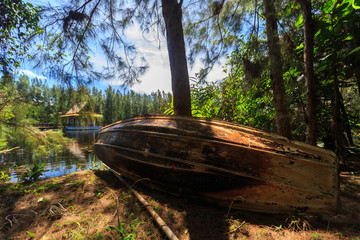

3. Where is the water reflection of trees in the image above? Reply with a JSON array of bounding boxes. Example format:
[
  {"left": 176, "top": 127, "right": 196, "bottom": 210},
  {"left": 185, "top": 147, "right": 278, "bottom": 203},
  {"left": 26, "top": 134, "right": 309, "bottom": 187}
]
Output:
[
  {"left": 64, "top": 130, "right": 98, "bottom": 147},
  {"left": 0, "top": 130, "right": 101, "bottom": 181}
]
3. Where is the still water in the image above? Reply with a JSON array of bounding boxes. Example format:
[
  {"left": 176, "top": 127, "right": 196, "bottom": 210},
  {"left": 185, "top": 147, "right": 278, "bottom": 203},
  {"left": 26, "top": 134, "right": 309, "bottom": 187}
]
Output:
[{"left": 0, "top": 130, "right": 102, "bottom": 182}]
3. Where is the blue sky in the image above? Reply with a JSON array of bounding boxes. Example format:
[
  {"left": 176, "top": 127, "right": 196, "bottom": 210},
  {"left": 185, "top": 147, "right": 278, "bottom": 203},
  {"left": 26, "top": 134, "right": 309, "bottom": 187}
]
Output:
[{"left": 21, "top": 0, "right": 227, "bottom": 94}]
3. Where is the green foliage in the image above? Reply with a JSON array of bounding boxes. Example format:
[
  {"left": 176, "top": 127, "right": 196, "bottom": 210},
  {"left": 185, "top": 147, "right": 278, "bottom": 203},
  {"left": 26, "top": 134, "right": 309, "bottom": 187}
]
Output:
[
  {"left": 0, "top": 171, "right": 12, "bottom": 183},
  {"left": 191, "top": 80, "right": 221, "bottom": 119},
  {"left": 351, "top": 0, "right": 360, "bottom": 9},
  {"left": 0, "top": 0, "right": 42, "bottom": 77},
  {"left": 1, "top": 76, "right": 71, "bottom": 155},
  {"left": 163, "top": 97, "right": 174, "bottom": 116},
  {"left": 310, "top": 0, "right": 360, "bottom": 147},
  {"left": 0, "top": 124, "right": 8, "bottom": 150},
  {"left": 26, "top": 231, "right": 35, "bottom": 238},
  {"left": 189, "top": 36, "right": 277, "bottom": 133},
  {"left": 21, "top": 161, "right": 48, "bottom": 183},
  {"left": 8, "top": 127, "right": 69, "bottom": 156},
  {"left": 101, "top": 87, "right": 172, "bottom": 125},
  {"left": 186, "top": 0, "right": 360, "bottom": 148},
  {"left": 105, "top": 213, "right": 143, "bottom": 240}
]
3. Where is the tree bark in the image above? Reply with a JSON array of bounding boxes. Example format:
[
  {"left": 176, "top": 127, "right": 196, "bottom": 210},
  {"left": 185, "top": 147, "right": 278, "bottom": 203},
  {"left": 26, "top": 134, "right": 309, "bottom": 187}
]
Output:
[
  {"left": 298, "top": 0, "right": 317, "bottom": 145},
  {"left": 263, "top": 0, "right": 292, "bottom": 139},
  {"left": 161, "top": 0, "right": 192, "bottom": 116},
  {"left": 339, "top": 91, "right": 354, "bottom": 146},
  {"left": 332, "top": 67, "right": 347, "bottom": 152},
  {"left": 345, "top": 23, "right": 360, "bottom": 97}
]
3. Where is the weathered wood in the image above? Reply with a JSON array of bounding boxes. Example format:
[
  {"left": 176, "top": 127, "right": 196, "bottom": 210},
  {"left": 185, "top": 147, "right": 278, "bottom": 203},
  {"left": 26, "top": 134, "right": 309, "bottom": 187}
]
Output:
[{"left": 94, "top": 115, "right": 339, "bottom": 215}]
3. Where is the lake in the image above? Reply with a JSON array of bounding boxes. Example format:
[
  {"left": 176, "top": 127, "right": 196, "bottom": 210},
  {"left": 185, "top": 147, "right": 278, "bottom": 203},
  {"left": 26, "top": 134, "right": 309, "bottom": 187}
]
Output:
[{"left": 0, "top": 130, "right": 102, "bottom": 182}]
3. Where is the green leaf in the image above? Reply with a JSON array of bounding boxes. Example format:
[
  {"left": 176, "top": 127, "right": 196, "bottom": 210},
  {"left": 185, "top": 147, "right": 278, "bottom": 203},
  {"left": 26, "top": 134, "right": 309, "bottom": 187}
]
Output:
[
  {"left": 295, "top": 43, "right": 304, "bottom": 51},
  {"left": 295, "top": 14, "right": 303, "bottom": 29},
  {"left": 348, "top": 46, "right": 360, "bottom": 55},
  {"left": 345, "top": 35, "right": 355, "bottom": 41},
  {"left": 26, "top": 231, "right": 35, "bottom": 237},
  {"left": 352, "top": 0, "right": 360, "bottom": 9},
  {"left": 323, "top": 0, "right": 337, "bottom": 13}
]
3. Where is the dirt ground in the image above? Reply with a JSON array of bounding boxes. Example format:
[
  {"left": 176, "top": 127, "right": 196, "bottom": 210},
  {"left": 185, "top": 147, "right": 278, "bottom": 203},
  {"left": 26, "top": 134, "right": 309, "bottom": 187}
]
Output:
[{"left": 0, "top": 158, "right": 359, "bottom": 240}]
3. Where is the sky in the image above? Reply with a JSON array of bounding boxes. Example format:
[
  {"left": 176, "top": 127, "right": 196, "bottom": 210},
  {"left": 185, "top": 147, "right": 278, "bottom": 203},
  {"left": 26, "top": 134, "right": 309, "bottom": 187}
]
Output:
[{"left": 21, "top": 0, "right": 227, "bottom": 94}]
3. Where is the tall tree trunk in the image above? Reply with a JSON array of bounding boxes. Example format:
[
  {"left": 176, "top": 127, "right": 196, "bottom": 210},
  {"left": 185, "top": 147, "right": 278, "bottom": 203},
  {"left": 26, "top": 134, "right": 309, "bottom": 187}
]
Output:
[
  {"left": 332, "top": 66, "right": 348, "bottom": 152},
  {"left": 345, "top": 24, "right": 360, "bottom": 97},
  {"left": 298, "top": 0, "right": 317, "bottom": 145},
  {"left": 263, "top": 0, "right": 292, "bottom": 139},
  {"left": 161, "top": 0, "right": 192, "bottom": 116},
  {"left": 339, "top": 92, "right": 354, "bottom": 146}
]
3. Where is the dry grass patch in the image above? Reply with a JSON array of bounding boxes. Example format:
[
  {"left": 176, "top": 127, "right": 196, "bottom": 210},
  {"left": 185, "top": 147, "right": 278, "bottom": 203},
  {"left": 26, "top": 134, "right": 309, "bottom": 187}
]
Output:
[{"left": 0, "top": 170, "right": 164, "bottom": 239}]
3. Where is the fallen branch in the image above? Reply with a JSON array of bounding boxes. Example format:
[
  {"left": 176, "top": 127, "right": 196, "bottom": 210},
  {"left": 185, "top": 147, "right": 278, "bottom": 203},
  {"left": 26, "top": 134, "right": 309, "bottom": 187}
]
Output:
[
  {"left": 40, "top": 202, "right": 67, "bottom": 217},
  {"left": 0, "top": 147, "right": 20, "bottom": 155},
  {"left": 109, "top": 169, "right": 179, "bottom": 240},
  {"left": 0, "top": 214, "right": 19, "bottom": 230}
]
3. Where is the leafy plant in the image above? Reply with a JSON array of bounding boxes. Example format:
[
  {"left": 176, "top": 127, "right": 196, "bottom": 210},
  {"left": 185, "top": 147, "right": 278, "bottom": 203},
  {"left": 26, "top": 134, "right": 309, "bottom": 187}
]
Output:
[
  {"left": 0, "top": 171, "right": 12, "bottom": 183},
  {"left": 311, "top": 233, "right": 323, "bottom": 239},
  {"left": 105, "top": 214, "right": 143, "bottom": 240},
  {"left": 96, "top": 191, "right": 103, "bottom": 198},
  {"left": 21, "top": 161, "right": 48, "bottom": 183},
  {"left": 274, "top": 225, "right": 283, "bottom": 232},
  {"left": 26, "top": 231, "right": 35, "bottom": 238}
]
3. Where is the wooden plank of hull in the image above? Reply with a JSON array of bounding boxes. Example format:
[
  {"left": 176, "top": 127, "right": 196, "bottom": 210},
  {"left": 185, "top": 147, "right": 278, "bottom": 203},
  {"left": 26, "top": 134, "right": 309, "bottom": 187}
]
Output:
[{"left": 94, "top": 115, "right": 339, "bottom": 214}]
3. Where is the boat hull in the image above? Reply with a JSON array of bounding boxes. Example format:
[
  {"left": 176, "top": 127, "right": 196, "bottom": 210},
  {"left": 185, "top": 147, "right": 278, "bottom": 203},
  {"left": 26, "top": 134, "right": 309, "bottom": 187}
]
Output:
[{"left": 94, "top": 115, "right": 339, "bottom": 214}]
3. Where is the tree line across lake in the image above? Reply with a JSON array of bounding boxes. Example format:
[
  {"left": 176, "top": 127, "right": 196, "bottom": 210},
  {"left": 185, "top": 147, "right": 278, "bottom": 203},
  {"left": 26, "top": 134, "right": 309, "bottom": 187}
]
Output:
[
  {"left": 0, "top": 75, "right": 172, "bottom": 152},
  {"left": 13, "top": 75, "right": 173, "bottom": 126}
]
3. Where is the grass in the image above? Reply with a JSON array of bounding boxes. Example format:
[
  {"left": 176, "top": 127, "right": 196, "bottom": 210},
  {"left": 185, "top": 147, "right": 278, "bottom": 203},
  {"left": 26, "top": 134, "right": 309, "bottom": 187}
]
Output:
[{"left": 105, "top": 213, "right": 143, "bottom": 239}]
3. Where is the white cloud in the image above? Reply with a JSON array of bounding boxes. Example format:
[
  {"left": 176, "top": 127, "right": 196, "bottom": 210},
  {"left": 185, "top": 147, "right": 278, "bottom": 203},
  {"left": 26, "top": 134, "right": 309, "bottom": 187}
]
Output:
[
  {"left": 131, "top": 63, "right": 171, "bottom": 94},
  {"left": 129, "top": 56, "right": 227, "bottom": 95},
  {"left": 126, "top": 26, "right": 227, "bottom": 94},
  {"left": 18, "top": 69, "right": 47, "bottom": 79},
  {"left": 132, "top": 42, "right": 172, "bottom": 93}
]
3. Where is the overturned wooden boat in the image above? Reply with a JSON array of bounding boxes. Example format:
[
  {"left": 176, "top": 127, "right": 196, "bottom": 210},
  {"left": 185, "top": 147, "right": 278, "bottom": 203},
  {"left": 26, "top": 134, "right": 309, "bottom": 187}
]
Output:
[{"left": 94, "top": 115, "right": 339, "bottom": 214}]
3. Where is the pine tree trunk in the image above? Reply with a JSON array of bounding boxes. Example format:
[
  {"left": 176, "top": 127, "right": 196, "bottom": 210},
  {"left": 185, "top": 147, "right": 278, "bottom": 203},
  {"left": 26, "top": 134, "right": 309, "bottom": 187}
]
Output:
[
  {"left": 299, "top": 0, "right": 317, "bottom": 145},
  {"left": 263, "top": 0, "right": 292, "bottom": 139},
  {"left": 161, "top": 0, "right": 192, "bottom": 116}
]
